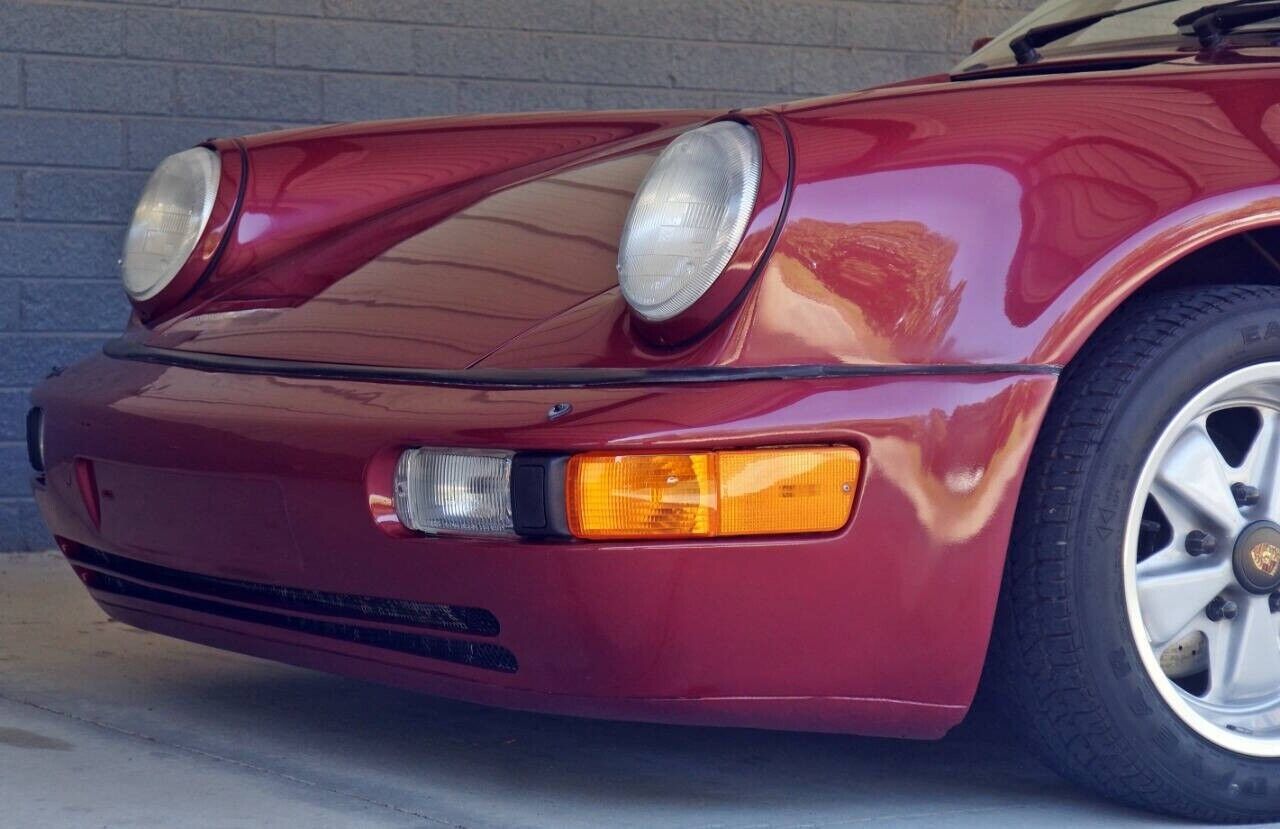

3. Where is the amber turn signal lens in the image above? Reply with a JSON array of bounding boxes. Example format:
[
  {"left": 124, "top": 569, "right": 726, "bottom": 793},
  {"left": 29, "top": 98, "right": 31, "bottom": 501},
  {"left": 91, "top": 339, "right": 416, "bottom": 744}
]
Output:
[
  {"left": 566, "top": 447, "right": 860, "bottom": 540},
  {"left": 716, "top": 448, "right": 859, "bottom": 536}
]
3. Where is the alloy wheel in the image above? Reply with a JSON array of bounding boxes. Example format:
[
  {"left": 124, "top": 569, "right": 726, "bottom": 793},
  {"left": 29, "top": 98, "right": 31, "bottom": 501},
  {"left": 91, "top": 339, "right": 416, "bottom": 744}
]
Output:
[{"left": 1126, "top": 362, "right": 1280, "bottom": 756}]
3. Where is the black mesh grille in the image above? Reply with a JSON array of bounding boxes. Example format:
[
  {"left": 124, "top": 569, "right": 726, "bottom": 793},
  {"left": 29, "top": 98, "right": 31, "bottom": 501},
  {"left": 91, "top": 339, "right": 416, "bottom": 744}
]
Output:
[
  {"left": 87, "top": 571, "right": 518, "bottom": 673},
  {"left": 70, "top": 547, "right": 516, "bottom": 674},
  {"left": 70, "top": 546, "right": 499, "bottom": 636}
]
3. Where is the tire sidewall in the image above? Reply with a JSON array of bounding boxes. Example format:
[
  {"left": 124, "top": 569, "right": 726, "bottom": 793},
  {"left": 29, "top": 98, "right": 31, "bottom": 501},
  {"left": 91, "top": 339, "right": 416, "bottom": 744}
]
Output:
[{"left": 1075, "top": 301, "right": 1280, "bottom": 813}]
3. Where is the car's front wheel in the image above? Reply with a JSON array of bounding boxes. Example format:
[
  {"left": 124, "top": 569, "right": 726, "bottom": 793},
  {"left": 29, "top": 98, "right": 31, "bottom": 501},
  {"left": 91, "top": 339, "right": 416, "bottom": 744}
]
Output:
[{"left": 996, "top": 285, "right": 1280, "bottom": 822}]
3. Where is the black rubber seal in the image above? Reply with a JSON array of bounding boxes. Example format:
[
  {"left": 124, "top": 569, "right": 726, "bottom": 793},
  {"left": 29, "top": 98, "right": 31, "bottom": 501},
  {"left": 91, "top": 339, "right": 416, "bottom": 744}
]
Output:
[{"left": 103, "top": 338, "right": 1061, "bottom": 390}]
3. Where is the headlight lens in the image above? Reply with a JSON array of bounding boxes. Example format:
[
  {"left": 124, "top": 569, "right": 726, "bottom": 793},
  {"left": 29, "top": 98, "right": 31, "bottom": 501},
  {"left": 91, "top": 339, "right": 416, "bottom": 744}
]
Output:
[
  {"left": 617, "top": 121, "right": 761, "bottom": 322},
  {"left": 121, "top": 147, "right": 221, "bottom": 301}
]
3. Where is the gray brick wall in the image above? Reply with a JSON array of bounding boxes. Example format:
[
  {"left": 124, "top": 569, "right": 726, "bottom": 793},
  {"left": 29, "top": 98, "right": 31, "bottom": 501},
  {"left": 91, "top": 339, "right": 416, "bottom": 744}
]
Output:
[{"left": 0, "top": 0, "right": 1037, "bottom": 550}]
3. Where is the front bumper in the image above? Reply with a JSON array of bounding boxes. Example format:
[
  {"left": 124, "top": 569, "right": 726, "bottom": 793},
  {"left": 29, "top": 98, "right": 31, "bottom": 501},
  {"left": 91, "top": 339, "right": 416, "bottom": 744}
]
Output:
[{"left": 31, "top": 353, "right": 1055, "bottom": 738}]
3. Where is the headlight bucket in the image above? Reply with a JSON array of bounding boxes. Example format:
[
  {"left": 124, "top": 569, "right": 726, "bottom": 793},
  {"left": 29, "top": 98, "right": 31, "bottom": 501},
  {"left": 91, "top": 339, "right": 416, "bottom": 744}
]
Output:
[
  {"left": 621, "top": 115, "right": 793, "bottom": 347},
  {"left": 122, "top": 140, "right": 246, "bottom": 319}
]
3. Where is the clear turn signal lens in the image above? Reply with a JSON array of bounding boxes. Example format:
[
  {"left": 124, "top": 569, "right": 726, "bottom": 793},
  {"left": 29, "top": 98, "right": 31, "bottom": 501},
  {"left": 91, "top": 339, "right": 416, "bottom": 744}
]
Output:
[{"left": 394, "top": 449, "right": 514, "bottom": 536}]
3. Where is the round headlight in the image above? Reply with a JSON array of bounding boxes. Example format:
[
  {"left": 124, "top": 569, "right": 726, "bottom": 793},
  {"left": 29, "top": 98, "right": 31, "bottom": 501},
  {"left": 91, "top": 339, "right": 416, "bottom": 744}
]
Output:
[
  {"left": 618, "top": 122, "right": 761, "bottom": 322},
  {"left": 121, "top": 147, "right": 221, "bottom": 301}
]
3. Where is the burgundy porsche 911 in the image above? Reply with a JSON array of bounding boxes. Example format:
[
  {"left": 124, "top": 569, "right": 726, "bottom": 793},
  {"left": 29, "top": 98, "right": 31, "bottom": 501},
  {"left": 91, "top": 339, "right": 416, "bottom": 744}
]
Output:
[{"left": 28, "top": 0, "right": 1280, "bottom": 819}]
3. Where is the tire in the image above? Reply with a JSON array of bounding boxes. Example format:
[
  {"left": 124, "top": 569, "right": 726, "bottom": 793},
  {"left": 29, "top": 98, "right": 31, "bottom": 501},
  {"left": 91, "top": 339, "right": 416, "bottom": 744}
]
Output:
[{"left": 994, "top": 284, "right": 1280, "bottom": 822}]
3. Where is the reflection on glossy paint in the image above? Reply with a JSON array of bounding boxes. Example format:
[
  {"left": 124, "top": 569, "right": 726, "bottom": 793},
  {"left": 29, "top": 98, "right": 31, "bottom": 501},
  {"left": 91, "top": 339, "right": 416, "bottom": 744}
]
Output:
[
  {"left": 869, "top": 380, "right": 1046, "bottom": 546},
  {"left": 132, "top": 59, "right": 1280, "bottom": 374},
  {"left": 234, "top": 212, "right": 273, "bottom": 244},
  {"left": 719, "top": 164, "right": 1021, "bottom": 368},
  {"left": 754, "top": 219, "right": 962, "bottom": 364},
  {"left": 758, "top": 70, "right": 1280, "bottom": 367},
  {"left": 160, "top": 152, "right": 658, "bottom": 370}
]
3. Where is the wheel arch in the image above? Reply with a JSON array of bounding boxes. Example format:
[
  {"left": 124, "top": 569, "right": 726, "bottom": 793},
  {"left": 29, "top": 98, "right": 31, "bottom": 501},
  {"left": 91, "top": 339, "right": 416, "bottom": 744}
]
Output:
[
  {"left": 979, "top": 206, "right": 1280, "bottom": 706},
  {"left": 1033, "top": 190, "right": 1280, "bottom": 368},
  {"left": 981, "top": 282, "right": 1280, "bottom": 819}
]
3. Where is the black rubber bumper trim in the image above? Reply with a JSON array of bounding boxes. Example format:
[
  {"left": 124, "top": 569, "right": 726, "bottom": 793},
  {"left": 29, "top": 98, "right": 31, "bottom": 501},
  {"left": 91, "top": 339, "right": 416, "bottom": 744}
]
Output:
[
  {"left": 511, "top": 453, "right": 571, "bottom": 538},
  {"left": 104, "top": 338, "right": 1061, "bottom": 389}
]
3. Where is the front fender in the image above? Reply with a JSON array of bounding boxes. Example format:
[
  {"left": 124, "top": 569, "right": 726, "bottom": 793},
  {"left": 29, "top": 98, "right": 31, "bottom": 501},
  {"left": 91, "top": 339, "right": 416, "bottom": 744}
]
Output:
[{"left": 738, "top": 66, "right": 1280, "bottom": 371}]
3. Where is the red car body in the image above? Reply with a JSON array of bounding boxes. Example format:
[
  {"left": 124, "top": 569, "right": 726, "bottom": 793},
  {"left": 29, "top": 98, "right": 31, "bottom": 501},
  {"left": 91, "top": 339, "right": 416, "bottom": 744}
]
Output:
[{"left": 30, "top": 41, "right": 1280, "bottom": 739}]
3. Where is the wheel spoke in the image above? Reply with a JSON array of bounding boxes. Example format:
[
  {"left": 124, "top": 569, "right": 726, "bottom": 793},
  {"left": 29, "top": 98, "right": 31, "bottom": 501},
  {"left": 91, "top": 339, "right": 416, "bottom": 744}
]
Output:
[
  {"left": 1210, "top": 598, "right": 1280, "bottom": 703},
  {"left": 1138, "top": 543, "right": 1193, "bottom": 576},
  {"left": 1152, "top": 423, "right": 1245, "bottom": 536},
  {"left": 1206, "top": 619, "right": 1232, "bottom": 702},
  {"left": 1136, "top": 556, "right": 1234, "bottom": 644},
  {"left": 1240, "top": 409, "right": 1280, "bottom": 516}
]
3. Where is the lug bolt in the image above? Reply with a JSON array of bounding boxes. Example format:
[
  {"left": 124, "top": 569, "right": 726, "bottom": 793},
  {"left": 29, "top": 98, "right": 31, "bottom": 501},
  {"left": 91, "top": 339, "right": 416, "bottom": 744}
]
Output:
[
  {"left": 1185, "top": 530, "right": 1217, "bottom": 557},
  {"left": 1207, "top": 596, "right": 1239, "bottom": 622},
  {"left": 1271, "top": 593, "right": 1280, "bottom": 614},
  {"left": 1233, "top": 483, "right": 1261, "bottom": 507}
]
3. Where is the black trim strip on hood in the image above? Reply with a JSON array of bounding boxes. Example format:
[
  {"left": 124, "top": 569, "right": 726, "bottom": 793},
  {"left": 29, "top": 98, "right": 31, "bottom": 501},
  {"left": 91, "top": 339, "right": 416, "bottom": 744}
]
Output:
[{"left": 103, "top": 338, "right": 1061, "bottom": 389}]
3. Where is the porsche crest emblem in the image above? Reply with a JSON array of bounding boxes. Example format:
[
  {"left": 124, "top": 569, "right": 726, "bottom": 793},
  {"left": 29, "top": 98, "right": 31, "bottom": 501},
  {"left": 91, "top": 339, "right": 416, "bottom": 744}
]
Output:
[{"left": 1250, "top": 542, "right": 1280, "bottom": 579}]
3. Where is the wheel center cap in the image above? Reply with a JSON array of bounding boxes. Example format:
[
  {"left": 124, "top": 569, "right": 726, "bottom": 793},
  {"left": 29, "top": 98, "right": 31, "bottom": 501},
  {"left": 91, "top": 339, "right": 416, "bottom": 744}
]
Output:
[{"left": 1233, "top": 521, "right": 1280, "bottom": 594}]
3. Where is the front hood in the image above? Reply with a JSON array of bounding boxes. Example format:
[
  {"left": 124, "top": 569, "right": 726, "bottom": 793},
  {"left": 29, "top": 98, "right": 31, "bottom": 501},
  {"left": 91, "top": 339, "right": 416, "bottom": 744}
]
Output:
[
  {"left": 140, "top": 111, "right": 713, "bottom": 369},
  {"left": 135, "top": 53, "right": 1280, "bottom": 375}
]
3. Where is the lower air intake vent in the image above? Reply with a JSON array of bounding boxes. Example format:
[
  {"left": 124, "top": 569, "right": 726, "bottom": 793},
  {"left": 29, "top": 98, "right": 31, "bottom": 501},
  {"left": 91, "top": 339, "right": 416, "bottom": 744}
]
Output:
[
  {"left": 71, "top": 547, "right": 516, "bottom": 674},
  {"left": 71, "top": 546, "right": 499, "bottom": 635}
]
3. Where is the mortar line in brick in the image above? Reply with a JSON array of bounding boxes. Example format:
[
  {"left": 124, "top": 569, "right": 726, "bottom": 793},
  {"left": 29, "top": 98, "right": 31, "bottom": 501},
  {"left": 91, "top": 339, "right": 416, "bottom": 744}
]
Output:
[
  {"left": 2, "top": 109, "right": 155, "bottom": 122},
  {"left": 13, "top": 162, "right": 23, "bottom": 222},
  {"left": 0, "top": 159, "right": 135, "bottom": 172},
  {"left": 13, "top": 278, "right": 120, "bottom": 286},
  {"left": 8, "top": 46, "right": 934, "bottom": 93},
  {"left": 0, "top": 332, "right": 114, "bottom": 339},
  {"left": 0, "top": 274, "right": 120, "bottom": 281},
  {"left": 18, "top": 0, "right": 980, "bottom": 48},
  {"left": 16, "top": 168, "right": 144, "bottom": 179},
  {"left": 104, "top": 3, "right": 609, "bottom": 40},
  {"left": 5, "top": 219, "right": 128, "bottom": 229}
]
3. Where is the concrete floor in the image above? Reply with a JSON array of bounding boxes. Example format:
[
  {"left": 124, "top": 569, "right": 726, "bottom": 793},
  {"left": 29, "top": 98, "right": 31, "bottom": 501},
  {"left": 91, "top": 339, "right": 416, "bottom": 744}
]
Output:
[{"left": 0, "top": 552, "right": 1239, "bottom": 828}]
